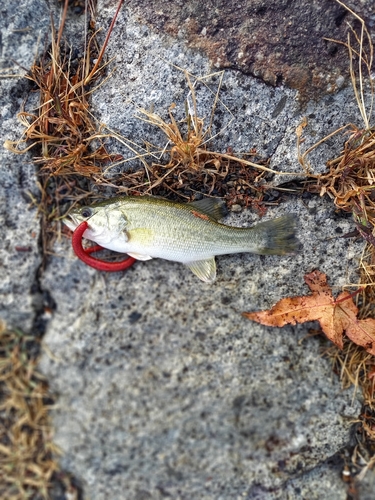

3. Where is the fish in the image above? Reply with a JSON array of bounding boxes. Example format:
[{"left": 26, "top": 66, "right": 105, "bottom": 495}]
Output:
[{"left": 63, "top": 196, "right": 299, "bottom": 283}]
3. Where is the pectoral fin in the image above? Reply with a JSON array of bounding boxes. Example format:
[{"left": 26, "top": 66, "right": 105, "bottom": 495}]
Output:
[
  {"left": 127, "top": 252, "right": 153, "bottom": 261},
  {"left": 185, "top": 258, "right": 216, "bottom": 283},
  {"left": 128, "top": 227, "right": 154, "bottom": 245}
]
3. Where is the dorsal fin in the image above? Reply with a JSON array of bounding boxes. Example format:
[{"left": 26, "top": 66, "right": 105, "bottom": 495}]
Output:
[{"left": 188, "top": 198, "right": 227, "bottom": 221}]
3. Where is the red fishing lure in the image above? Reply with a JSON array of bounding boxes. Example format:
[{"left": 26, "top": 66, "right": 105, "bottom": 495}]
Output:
[{"left": 72, "top": 221, "right": 136, "bottom": 272}]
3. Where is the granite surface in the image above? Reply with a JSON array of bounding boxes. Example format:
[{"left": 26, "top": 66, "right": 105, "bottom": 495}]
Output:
[{"left": 1, "top": 1, "right": 375, "bottom": 498}]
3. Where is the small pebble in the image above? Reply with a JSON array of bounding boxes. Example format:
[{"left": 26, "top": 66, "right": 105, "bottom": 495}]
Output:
[
  {"left": 336, "top": 75, "right": 345, "bottom": 88},
  {"left": 231, "top": 204, "right": 242, "bottom": 212}
]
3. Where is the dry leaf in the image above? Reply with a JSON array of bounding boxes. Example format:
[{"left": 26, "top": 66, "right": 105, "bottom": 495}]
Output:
[{"left": 243, "top": 270, "right": 375, "bottom": 355}]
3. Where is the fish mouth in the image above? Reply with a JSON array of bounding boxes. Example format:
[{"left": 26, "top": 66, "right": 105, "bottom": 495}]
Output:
[{"left": 63, "top": 213, "right": 82, "bottom": 232}]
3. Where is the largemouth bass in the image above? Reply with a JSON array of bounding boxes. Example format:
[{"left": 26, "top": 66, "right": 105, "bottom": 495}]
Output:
[{"left": 64, "top": 196, "right": 298, "bottom": 283}]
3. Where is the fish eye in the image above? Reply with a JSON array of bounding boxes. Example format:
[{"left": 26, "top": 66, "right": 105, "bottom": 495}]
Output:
[{"left": 80, "top": 207, "right": 93, "bottom": 218}]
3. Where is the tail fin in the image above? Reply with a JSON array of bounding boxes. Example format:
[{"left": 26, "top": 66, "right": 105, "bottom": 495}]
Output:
[{"left": 253, "top": 215, "right": 299, "bottom": 255}]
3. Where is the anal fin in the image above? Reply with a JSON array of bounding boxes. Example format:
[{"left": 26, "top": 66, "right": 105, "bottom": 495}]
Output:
[{"left": 185, "top": 258, "right": 216, "bottom": 283}]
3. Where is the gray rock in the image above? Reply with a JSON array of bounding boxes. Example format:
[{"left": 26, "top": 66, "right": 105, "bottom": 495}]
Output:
[
  {"left": 2, "top": 1, "right": 374, "bottom": 499},
  {"left": 0, "top": 0, "right": 49, "bottom": 331}
]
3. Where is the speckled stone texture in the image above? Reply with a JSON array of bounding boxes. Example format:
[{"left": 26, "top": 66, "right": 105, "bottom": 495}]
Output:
[{"left": 2, "top": 1, "right": 375, "bottom": 499}]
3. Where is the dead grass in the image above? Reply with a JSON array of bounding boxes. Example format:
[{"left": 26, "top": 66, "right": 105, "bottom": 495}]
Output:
[
  {"left": 327, "top": 340, "right": 375, "bottom": 490},
  {"left": 297, "top": 0, "right": 375, "bottom": 306},
  {"left": 92, "top": 67, "right": 297, "bottom": 212},
  {"left": 297, "top": 1, "right": 375, "bottom": 257},
  {"left": 0, "top": 321, "right": 63, "bottom": 500},
  {"left": 297, "top": 1, "right": 375, "bottom": 477},
  {"left": 4, "top": 0, "right": 125, "bottom": 257},
  {"left": 4, "top": 0, "right": 122, "bottom": 176}
]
